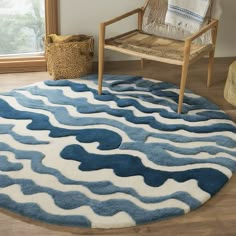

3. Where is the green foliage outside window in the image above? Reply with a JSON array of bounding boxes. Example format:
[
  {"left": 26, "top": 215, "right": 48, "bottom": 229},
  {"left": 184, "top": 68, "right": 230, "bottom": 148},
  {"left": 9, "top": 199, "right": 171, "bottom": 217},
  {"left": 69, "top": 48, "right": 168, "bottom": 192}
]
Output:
[{"left": 0, "top": 0, "right": 45, "bottom": 56}]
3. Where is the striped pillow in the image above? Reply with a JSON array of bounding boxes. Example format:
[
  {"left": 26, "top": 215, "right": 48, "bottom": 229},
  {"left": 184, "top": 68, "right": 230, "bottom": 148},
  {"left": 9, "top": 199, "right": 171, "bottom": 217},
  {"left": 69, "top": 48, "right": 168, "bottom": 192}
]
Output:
[{"left": 165, "top": 0, "right": 210, "bottom": 33}]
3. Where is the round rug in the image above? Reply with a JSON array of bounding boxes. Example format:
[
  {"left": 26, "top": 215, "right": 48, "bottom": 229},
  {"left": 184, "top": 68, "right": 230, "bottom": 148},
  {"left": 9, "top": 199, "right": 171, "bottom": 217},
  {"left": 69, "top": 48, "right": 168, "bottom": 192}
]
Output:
[{"left": 0, "top": 74, "right": 235, "bottom": 229}]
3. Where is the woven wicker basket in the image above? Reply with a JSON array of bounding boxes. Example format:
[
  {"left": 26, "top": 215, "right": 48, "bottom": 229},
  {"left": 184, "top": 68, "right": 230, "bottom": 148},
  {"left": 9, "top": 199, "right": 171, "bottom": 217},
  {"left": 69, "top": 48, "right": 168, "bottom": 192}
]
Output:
[{"left": 45, "top": 34, "right": 94, "bottom": 80}]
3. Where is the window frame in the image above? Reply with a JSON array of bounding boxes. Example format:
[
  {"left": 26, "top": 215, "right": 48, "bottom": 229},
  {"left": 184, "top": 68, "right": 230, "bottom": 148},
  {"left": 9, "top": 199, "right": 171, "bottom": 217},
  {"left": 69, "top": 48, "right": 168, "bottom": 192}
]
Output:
[{"left": 0, "top": 0, "right": 58, "bottom": 73}]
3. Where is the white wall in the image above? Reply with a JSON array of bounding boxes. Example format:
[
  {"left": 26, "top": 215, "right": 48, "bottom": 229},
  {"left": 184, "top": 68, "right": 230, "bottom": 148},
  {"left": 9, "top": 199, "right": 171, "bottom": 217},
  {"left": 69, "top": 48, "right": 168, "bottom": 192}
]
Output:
[
  {"left": 216, "top": 0, "right": 236, "bottom": 57},
  {"left": 59, "top": 0, "right": 236, "bottom": 60}
]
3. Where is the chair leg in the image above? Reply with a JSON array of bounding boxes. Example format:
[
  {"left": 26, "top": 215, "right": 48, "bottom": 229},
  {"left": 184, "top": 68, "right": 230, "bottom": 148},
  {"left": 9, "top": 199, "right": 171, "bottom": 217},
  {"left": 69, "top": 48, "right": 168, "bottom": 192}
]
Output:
[
  {"left": 207, "top": 21, "right": 218, "bottom": 88},
  {"left": 98, "top": 23, "right": 105, "bottom": 95},
  {"left": 178, "top": 62, "right": 190, "bottom": 114},
  {"left": 98, "top": 48, "right": 104, "bottom": 95},
  {"left": 207, "top": 49, "right": 215, "bottom": 88},
  {"left": 141, "top": 58, "right": 144, "bottom": 69}
]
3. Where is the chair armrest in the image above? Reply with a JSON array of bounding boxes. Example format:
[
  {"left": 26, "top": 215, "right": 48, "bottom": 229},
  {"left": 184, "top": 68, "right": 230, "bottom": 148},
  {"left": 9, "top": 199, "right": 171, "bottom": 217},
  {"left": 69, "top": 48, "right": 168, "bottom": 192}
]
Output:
[
  {"left": 186, "top": 19, "right": 219, "bottom": 43},
  {"left": 102, "top": 8, "right": 142, "bottom": 26},
  {"left": 183, "top": 19, "right": 219, "bottom": 60}
]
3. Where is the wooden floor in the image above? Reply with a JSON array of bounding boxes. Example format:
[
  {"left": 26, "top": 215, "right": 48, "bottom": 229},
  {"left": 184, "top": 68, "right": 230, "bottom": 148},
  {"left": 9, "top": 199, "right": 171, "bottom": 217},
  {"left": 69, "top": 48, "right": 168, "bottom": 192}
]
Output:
[{"left": 0, "top": 58, "right": 236, "bottom": 236}]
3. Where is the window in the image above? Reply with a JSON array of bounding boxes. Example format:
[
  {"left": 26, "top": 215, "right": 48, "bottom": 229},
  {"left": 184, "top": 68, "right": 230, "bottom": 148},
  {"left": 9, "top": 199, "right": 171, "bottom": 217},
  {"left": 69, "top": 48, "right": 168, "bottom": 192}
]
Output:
[
  {"left": 0, "top": 0, "right": 45, "bottom": 58},
  {"left": 0, "top": 0, "right": 58, "bottom": 73}
]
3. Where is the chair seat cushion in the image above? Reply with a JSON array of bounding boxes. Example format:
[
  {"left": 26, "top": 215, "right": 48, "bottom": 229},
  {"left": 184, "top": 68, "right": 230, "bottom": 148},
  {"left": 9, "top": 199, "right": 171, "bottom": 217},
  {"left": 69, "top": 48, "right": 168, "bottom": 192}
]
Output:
[{"left": 105, "top": 31, "right": 212, "bottom": 63}]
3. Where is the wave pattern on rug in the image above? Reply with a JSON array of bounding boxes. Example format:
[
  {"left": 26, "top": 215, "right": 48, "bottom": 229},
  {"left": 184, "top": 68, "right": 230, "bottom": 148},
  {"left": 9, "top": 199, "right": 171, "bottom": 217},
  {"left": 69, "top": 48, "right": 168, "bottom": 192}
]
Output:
[{"left": 0, "top": 75, "right": 235, "bottom": 229}]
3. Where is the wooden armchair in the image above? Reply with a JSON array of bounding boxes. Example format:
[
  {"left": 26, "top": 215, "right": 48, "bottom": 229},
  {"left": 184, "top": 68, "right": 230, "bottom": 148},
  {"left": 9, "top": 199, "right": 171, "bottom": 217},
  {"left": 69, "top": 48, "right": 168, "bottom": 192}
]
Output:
[{"left": 98, "top": 0, "right": 219, "bottom": 113}]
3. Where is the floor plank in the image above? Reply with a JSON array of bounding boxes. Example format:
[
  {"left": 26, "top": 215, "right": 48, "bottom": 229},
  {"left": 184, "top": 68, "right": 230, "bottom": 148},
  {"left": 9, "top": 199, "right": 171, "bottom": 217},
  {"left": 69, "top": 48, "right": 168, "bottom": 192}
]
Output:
[{"left": 0, "top": 58, "right": 235, "bottom": 235}]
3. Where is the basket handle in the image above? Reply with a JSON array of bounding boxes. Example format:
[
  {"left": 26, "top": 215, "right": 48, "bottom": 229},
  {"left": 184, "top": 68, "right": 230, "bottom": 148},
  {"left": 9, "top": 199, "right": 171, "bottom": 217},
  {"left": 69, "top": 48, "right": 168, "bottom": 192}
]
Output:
[{"left": 88, "top": 36, "right": 95, "bottom": 54}]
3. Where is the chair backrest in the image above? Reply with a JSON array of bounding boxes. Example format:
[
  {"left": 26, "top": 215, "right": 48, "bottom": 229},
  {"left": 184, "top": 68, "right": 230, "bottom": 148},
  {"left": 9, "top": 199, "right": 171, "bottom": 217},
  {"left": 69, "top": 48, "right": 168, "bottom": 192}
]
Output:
[{"left": 142, "top": 0, "right": 215, "bottom": 44}]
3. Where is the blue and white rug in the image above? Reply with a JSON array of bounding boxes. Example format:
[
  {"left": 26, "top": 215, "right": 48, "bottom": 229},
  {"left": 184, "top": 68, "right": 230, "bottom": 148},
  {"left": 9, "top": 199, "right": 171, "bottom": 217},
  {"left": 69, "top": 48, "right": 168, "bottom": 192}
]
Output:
[{"left": 0, "top": 74, "right": 236, "bottom": 229}]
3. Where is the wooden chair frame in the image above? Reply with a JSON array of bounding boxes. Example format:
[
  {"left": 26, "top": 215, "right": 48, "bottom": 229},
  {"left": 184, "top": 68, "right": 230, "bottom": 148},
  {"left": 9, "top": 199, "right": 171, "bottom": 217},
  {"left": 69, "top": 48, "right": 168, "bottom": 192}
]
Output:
[{"left": 98, "top": 2, "right": 219, "bottom": 114}]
